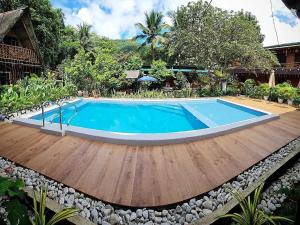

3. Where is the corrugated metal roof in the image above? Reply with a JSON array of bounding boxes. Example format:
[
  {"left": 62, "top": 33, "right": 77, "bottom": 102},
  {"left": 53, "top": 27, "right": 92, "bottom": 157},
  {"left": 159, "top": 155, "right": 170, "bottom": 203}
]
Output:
[
  {"left": 265, "top": 42, "right": 300, "bottom": 50},
  {"left": 125, "top": 70, "right": 140, "bottom": 79}
]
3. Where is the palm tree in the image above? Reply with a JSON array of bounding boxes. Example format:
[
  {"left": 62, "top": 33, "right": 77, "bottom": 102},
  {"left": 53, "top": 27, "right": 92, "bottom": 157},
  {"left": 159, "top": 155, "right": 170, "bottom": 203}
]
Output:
[
  {"left": 77, "top": 22, "right": 93, "bottom": 52},
  {"left": 134, "top": 10, "right": 170, "bottom": 61}
]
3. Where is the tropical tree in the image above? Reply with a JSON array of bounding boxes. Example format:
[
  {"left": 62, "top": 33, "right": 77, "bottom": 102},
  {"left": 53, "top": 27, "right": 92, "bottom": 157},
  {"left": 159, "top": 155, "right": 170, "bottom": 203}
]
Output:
[
  {"left": 150, "top": 60, "right": 173, "bottom": 84},
  {"left": 93, "top": 48, "right": 126, "bottom": 93},
  {"left": 167, "top": 1, "right": 278, "bottom": 71},
  {"left": 77, "top": 23, "right": 93, "bottom": 52},
  {"left": 134, "top": 10, "right": 170, "bottom": 61},
  {"left": 58, "top": 25, "right": 80, "bottom": 61}
]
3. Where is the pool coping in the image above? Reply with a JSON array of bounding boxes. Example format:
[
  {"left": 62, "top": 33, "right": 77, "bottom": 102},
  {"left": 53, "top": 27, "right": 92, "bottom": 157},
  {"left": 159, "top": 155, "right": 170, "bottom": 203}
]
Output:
[{"left": 13, "top": 98, "right": 279, "bottom": 145}]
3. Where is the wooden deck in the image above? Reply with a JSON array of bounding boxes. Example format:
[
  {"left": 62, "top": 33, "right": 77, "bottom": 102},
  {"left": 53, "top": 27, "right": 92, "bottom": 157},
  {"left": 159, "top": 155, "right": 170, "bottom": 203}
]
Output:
[{"left": 0, "top": 97, "right": 299, "bottom": 207}]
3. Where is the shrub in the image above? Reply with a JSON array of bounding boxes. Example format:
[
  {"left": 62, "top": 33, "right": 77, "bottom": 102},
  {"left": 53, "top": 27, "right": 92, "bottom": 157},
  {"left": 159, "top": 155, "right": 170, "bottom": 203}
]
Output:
[
  {"left": 258, "top": 83, "right": 270, "bottom": 96},
  {"left": 243, "top": 79, "right": 256, "bottom": 96},
  {"left": 274, "top": 82, "right": 297, "bottom": 100},
  {"left": 197, "top": 87, "right": 211, "bottom": 97},
  {"left": 285, "top": 87, "right": 299, "bottom": 100},
  {"left": 226, "top": 85, "right": 241, "bottom": 96},
  {"left": 150, "top": 60, "right": 174, "bottom": 84},
  {"left": 174, "top": 72, "right": 188, "bottom": 89},
  {"left": 0, "top": 75, "right": 76, "bottom": 117}
]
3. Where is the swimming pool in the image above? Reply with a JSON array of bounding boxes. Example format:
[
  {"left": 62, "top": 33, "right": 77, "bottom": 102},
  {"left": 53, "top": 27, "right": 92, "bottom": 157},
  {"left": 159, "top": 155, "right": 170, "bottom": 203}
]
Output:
[{"left": 14, "top": 98, "right": 279, "bottom": 145}]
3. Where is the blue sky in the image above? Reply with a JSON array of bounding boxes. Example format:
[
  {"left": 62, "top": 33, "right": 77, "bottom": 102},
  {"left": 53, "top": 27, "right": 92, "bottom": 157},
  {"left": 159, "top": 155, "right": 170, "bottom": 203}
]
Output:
[{"left": 50, "top": 0, "right": 300, "bottom": 46}]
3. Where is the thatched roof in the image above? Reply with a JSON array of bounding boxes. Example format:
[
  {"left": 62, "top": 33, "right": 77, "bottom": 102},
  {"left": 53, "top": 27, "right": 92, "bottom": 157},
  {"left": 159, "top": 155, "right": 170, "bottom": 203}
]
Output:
[
  {"left": 125, "top": 70, "right": 140, "bottom": 79},
  {"left": 0, "top": 7, "right": 26, "bottom": 40},
  {"left": 0, "top": 7, "right": 43, "bottom": 64}
]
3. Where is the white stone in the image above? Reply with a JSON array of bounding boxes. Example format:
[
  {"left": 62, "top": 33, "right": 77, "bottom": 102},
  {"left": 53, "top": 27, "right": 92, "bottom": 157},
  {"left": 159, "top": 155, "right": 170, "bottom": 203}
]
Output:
[{"left": 185, "top": 214, "right": 194, "bottom": 223}]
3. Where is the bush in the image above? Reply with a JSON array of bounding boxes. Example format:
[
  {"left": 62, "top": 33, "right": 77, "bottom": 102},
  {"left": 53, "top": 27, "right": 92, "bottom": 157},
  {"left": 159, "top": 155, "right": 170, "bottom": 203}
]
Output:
[
  {"left": 274, "top": 82, "right": 297, "bottom": 100},
  {"left": 197, "top": 87, "right": 211, "bottom": 97},
  {"left": 174, "top": 72, "right": 188, "bottom": 89},
  {"left": 226, "top": 85, "right": 241, "bottom": 96},
  {"left": 258, "top": 83, "right": 270, "bottom": 96},
  {"left": 150, "top": 60, "right": 174, "bottom": 84},
  {"left": 174, "top": 88, "right": 197, "bottom": 98},
  {"left": 0, "top": 75, "right": 76, "bottom": 117},
  {"left": 243, "top": 79, "right": 256, "bottom": 96}
]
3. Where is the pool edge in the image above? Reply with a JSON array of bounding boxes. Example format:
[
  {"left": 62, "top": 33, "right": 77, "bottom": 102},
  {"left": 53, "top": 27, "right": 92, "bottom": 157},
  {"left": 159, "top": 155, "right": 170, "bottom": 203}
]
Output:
[{"left": 13, "top": 98, "right": 280, "bottom": 145}]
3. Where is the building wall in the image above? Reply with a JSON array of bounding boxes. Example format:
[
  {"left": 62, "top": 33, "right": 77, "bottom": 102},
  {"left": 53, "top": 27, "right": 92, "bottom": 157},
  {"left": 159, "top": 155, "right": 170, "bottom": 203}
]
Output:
[{"left": 286, "top": 52, "right": 295, "bottom": 67}]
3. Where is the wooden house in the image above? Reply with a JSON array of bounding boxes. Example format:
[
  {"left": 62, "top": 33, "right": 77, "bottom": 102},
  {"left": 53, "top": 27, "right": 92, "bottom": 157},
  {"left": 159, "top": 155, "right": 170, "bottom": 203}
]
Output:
[
  {"left": 233, "top": 42, "right": 300, "bottom": 87},
  {"left": 0, "top": 7, "right": 43, "bottom": 85}
]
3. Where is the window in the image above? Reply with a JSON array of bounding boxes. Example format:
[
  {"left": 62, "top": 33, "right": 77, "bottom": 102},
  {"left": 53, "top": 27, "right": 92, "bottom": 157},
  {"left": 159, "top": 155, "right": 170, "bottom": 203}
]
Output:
[
  {"left": 276, "top": 53, "right": 286, "bottom": 65},
  {"left": 295, "top": 52, "right": 300, "bottom": 65},
  {"left": 3, "top": 36, "right": 19, "bottom": 46},
  {"left": 0, "top": 72, "right": 10, "bottom": 85}
]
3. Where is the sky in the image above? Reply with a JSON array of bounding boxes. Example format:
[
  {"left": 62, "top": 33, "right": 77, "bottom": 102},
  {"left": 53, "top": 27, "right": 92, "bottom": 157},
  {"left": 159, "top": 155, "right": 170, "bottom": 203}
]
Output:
[{"left": 51, "top": 0, "right": 300, "bottom": 46}]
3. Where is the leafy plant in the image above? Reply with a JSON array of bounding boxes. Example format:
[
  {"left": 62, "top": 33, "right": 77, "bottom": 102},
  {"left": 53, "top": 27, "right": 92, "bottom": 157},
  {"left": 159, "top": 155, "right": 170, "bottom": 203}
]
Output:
[
  {"left": 0, "top": 75, "right": 75, "bottom": 117},
  {"left": 243, "top": 79, "right": 256, "bottom": 96},
  {"left": 259, "top": 83, "right": 271, "bottom": 97},
  {"left": 174, "top": 72, "right": 188, "bottom": 89},
  {"left": 0, "top": 177, "right": 31, "bottom": 225},
  {"left": 31, "top": 187, "right": 78, "bottom": 225},
  {"left": 274, "top": 82, "right": 297, "bottom": 100},
  {"left": 150, "top": 60, "right": 174, "bottom": 84},
  {"left": 219, "top": 183, "right": 293, "bottom": 225},
  {"left": 226, "top": 85, "right": 241, "bottom": 96}
]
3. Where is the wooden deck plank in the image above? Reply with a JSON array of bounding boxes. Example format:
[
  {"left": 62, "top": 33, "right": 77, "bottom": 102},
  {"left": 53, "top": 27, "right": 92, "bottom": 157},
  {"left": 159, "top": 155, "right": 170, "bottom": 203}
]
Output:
[{"left": 0, "top": 98, "right": 299, "bottom": 207}]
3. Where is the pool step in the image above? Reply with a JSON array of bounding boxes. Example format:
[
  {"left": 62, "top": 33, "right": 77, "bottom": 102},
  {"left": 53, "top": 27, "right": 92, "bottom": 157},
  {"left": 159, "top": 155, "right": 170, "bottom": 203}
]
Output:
[{"left": 40, "top": 123, "right": 65, "bottom": 136}]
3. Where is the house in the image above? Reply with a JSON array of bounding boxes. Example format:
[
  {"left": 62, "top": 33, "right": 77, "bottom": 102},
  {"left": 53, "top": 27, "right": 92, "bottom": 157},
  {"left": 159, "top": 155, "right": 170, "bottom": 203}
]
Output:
[
  {"left": 0, "top": 7, "right": 43, "bottom": 85},
  {"left": 233, "top": 42, "right": 300, "bottom": 87}
]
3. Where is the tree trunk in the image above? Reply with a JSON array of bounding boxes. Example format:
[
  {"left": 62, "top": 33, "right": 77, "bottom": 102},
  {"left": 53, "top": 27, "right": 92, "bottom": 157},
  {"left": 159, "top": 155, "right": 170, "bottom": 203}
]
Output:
[{"left": 151, "top": 44, "right": 155, "bottom": 62}]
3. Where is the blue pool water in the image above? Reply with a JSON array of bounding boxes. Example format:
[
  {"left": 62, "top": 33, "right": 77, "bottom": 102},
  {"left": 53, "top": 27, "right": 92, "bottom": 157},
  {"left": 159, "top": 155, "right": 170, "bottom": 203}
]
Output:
[{"left": 31, "top": 99, "right": 266, "bottom": 133}]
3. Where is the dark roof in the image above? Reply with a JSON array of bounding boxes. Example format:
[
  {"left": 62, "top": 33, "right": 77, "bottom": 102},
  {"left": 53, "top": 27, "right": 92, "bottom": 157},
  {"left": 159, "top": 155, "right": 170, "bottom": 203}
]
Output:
[
  {"left": 0, "top": 7, "right": 26, "bottom": 40},
  {"left": 265, "top": 42, "right": 300, "bottom": 50},
  {"left": 0, "top": 7, "right": 43, "bottom": 64}
]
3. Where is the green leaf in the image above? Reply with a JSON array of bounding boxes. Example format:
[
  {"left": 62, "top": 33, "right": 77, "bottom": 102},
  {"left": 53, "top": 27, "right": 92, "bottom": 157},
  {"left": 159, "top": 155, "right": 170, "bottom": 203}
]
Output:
[{"left": 4, "top": 199, "right": 31, "bottom": 225}]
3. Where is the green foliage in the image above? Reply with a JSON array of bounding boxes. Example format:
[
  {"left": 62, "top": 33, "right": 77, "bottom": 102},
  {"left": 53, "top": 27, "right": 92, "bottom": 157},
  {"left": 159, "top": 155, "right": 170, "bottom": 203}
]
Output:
[
  {"left": 226, "top": 85, "right": 241, "bottom": 96},
  {"left": 63, "top": 49, "right": 94, "bottom": 91},
  {"left": 274, "top": 82, "right": 296, "bottom": 100},
  {"left": 214, "top": 70, "right": 229, "bottom": 80},
  {"left": 77, "top": 23, "right": 93, "bottom": 53},
  {"left": 94, "top": 49, "right": 127, "bottom": 92},
  {"left": 243, "top": 79, "right": 256, "bottom": 96},
  {"left": 58, "top": 26, "right": 80, "bottom": 61},
  {"left": 150, "top": 60, "right": 173, "bottom": 83},
  {"left": 219, "top": 183, "right": 293, "bottom": 225},
  {"left": 173, "top": 88, "right": 197, "bottom": 98},
  {"left": 0, "top": 177, "right": 31, "bottom": 225},
  {"left": 174, "top": 72, "right": 188, "bottom": 89},
  {"left": 134, "top": 10, "right": 170, "bottom": 61},
  {"left": 31, "top": 187, "right": 77, "bottom": 225},
  {"left": 111, "top": 89, "right": 197, "bottom": 99},
  {"left": 62, "top": 39, "right": 127, "bottom": 94},
  {"left": 124, "top": 54, "right": 143, "bottom": 70},
  {"left": 0, "top": 75, "right": 76, "bottom": 116},
  {"left": 167, "top": 1, "right": 278, "bottom": 70},
  {"left": 259, "top": 83, "right": 271, "bottom": 96},
  {"left": 113, "top": 39, "right": 140, "bottom": 55}
]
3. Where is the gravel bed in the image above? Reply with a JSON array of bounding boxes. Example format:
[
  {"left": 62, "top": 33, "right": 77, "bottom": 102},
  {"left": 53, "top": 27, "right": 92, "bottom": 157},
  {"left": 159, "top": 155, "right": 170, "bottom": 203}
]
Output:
[{"left": 0, "top": 137, "right": 299, "bottom": 225}]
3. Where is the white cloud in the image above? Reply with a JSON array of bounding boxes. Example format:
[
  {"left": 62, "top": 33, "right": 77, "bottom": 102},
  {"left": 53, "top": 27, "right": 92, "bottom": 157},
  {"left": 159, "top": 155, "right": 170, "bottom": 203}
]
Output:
[{"left": 53, "top": 0, "right": 300, "bottom": 45}]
